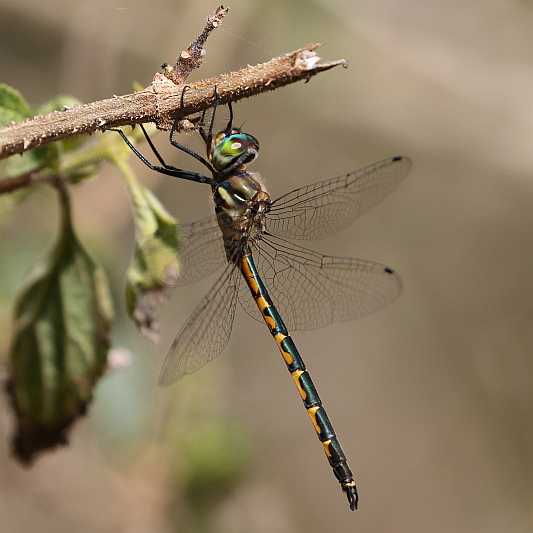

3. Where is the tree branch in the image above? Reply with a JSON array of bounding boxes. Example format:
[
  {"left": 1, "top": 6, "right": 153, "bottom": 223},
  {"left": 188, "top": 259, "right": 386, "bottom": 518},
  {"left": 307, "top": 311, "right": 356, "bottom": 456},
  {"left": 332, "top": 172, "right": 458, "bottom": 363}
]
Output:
[
  {"left": 0, "top": 4, "right": 346, "bottom": 164},
  {"left": 0, "top": 45, "right": 345, "bottom": 162},
  {"left": 0, "top": 169, "right": 59, "bottom": 194}
]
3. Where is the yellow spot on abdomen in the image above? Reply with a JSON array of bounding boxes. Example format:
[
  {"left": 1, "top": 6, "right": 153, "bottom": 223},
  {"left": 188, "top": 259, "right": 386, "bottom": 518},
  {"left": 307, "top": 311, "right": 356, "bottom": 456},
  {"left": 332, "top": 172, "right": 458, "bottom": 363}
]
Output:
[
  {"left": 240, "top": 258, "right": 253, "bottom": 279},
  {"left": 275, "top": 333, "right": 293, "bottom": 364},
  {"left": 256, "top": 296, "right": 269, "bottom": 312},
  {"left": 307, "top": 405, "right": 321, "bottom": 435},
  {"left": 291, "top": 369, "right": 307, "bottom": 400},
  {"left": 322, "top": 439, "right": 332, "bottom": 458}
]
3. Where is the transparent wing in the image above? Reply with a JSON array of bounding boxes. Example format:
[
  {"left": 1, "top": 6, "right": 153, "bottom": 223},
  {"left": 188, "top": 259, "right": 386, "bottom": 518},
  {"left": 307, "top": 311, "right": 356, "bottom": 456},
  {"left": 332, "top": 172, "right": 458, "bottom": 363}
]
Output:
[
  {"left": 159, "top": 261, "right": 241, "bottom": 385},
  {"left": 239, "top": 234, "right": 402, "bottom": 331},
  {"left": 176, "top": 216, "right": 226, "bottom": 286},
  {"left": 265, "top": 155, "right": 411, "bottom": 240}
]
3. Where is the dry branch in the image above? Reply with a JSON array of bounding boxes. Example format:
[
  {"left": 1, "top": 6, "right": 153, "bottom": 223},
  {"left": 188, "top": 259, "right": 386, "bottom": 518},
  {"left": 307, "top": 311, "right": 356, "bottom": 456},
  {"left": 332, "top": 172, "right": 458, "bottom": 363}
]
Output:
[
  {"left": 0, "top": 46, "right": 345, "bottom": 162},
  {"left": 0, "top": 4, "right": 346, "bottom": 170},
  {"left": 0, "top": 170, "right": 53, "bottom": 195}
]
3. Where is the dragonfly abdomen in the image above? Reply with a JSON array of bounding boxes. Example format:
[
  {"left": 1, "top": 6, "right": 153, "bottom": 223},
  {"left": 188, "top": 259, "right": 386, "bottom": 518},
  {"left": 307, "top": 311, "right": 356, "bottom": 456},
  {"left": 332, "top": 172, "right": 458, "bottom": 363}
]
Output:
[{"left": 240, "top": 252, "right": 359, "bottom": 511}]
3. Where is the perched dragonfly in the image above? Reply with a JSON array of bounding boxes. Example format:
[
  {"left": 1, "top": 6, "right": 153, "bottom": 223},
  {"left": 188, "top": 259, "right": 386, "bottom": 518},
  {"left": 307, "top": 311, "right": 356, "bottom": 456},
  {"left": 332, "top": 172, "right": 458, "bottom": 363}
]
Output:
[{"left": 111, "top": 92, "right": 411, "bottom": 511}]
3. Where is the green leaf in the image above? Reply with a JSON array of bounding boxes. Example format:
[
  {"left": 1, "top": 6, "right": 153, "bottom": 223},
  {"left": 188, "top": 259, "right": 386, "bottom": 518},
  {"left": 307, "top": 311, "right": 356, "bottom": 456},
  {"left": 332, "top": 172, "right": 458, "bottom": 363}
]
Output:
[
  {"left": 1, "top": 145, "right": 58, "bottom": 178},
  {"left": 123, "top": 167, "right": 180, "bottom": 342},
  {"left": 0, "top": 83, "right": 31, "bottom": 127},
  {"left": 6, "top": 183, "right": 114, "bottom": 464},
  {"left": 63, "top": 161, "right": 101, "bottom": 184},
  {"left": 0, "top": 84, "right": 60, "bottom": 179}
]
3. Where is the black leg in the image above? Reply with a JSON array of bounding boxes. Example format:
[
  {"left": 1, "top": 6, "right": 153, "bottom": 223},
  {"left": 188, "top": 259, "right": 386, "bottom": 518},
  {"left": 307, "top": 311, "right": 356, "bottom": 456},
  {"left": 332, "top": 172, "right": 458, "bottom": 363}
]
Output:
[
  {"left": 138, "top": 123, "right": 168, "bottom": 167},
  {"left": 225, "top": 100, "right": 234, "bottom": 134},
  {"left": 199, "top": 107, "right": 209, "bottom": 143},
  {"left": 139, "top": 85, "right": 215, "bottom": 174},
  {"left": 199, "top": 85, "right": 220, "bottom": 143},
  {"left": 169, "top": 117, "right": 215, "bottom": 174},
  {"left": 108, "top": 128, "right": 212, "bottom": 185},
  {"left": 136, "top": 121, "right": 214, "bottom": 175},
  {"left": 208, "top": 85, "right": 219, "bottom": 140}
]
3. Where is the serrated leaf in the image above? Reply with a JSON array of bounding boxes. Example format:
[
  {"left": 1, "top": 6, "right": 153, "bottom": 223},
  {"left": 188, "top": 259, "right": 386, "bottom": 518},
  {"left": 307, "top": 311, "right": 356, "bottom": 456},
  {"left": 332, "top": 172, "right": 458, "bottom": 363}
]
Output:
[
  {"left": 0, "top": 83, "right": 31, "bottom": 126},
  {"left": 124, "top": 173, "right": 180, "bottom": 342},
  {"left": 6, "top": 184, "right": 114, "bottom": 464}
]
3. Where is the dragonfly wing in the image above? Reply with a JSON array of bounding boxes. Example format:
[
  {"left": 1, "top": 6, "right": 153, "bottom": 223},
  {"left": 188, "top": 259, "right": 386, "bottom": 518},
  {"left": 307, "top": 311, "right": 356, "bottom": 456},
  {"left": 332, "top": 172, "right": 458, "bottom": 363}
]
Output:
[
  {"left": 239, "top": 234, "right": 401, "bottom": 331},
  {"left": 176, "top": 216, "right": 226, "bottom": 286},
  {"left": 159, "top": 261, "right": 241, "bottom": 385},
  {"left": 265, "top": 155, "right": 411, "bottom": 240}
]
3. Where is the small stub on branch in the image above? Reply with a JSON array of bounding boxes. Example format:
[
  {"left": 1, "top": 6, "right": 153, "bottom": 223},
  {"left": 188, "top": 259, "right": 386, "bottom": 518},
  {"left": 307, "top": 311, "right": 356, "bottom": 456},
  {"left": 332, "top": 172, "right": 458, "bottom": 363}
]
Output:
[{"left": 164, "top": 5, "right": 229, "bottom": 85}]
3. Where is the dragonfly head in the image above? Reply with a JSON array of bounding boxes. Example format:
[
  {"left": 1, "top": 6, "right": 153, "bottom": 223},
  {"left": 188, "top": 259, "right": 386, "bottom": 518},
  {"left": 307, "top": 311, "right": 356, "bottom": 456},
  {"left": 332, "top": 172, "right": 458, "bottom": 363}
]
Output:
[{"left": 208, "top": 128, "right": 260, "bottom": 174}]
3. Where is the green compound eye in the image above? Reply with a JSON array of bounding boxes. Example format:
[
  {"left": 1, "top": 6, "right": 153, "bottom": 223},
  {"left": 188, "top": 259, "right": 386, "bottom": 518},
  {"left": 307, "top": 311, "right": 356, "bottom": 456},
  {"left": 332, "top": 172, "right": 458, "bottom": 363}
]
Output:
[
  {"left": 211, "top": 132, "right": 259, "bottom": 172},
  {"left": 220, "top": 137, "right": 244, "bottom": 156}
]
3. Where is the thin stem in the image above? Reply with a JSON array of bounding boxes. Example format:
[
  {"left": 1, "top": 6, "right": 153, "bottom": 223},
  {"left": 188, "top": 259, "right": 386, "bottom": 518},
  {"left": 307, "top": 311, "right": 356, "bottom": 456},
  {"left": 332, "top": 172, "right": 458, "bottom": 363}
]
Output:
[{"left": 0, "top": 170, "right": 54, "bottom": 194}]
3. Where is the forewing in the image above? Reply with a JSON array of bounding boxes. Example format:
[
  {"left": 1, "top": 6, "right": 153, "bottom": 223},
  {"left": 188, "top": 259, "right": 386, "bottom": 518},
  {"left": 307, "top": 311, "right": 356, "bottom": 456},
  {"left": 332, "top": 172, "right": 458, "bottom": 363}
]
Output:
[
  {"left": 265, "top": 156, "right": 411, "bottom": 240},
  {"left": 176, "top": 216, "right": 226, "bottom": 286},
  {"left": 239, "top": 234, "right": 402, "bottom": 331},
  {"left": 159, "top": 261, "right": 241, "bottom": 385}
]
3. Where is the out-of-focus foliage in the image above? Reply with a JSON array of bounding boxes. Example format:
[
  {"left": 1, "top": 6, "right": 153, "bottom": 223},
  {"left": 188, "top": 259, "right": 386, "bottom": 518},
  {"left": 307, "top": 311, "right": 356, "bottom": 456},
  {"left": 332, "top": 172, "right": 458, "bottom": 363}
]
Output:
[
  {"left": 7, "top": 183, "right": 113, "bottom": 463},
  {"left": 0, "top": 83, "right": 31, "bottom": 124},
  {"left": 124, "top": 168, "right": 180, "bottom": 342},
  {"left": 0, "top": 83, "right": 60, "bottom": 177},
  {"left": 0, "top": 84, "right": 182, "bottom": 465},
  {"left": 180, "top": 419, "right": 251, "bottom": 509}
]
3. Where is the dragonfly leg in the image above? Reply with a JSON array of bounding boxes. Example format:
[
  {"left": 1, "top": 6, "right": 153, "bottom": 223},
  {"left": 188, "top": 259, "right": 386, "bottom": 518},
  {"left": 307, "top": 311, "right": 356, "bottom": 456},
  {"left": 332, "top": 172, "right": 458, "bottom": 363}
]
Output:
[
  {"left": 108, "top": 127, "right": 212, "bottom": 185},
  {"left": 168, "top": 85, "right": 217, "bottom": 174},
  {"left": 240, "top": 253, "right": 359, "bottom": 511},
  {"left": 224, "top": 100, "right": 234, "bottom": 134},
  {"left": 169, "top": 118, "right": 216, "bottom": 174}
]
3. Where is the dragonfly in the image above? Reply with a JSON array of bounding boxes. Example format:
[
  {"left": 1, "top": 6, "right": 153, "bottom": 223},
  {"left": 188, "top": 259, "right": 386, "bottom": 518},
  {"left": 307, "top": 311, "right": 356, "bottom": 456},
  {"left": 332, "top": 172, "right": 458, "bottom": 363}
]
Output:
[{"left": 111, "top": 91, "right": 411, "bottom": 511}]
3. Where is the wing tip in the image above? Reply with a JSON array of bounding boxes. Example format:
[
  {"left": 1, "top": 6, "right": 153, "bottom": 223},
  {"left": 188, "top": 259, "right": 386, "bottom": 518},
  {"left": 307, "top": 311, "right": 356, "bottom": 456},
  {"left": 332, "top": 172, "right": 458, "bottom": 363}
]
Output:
[
  {"left": 392, "top": 154, "right": 413, "bottom": 170},
  {"left": 392, "top": 154, "right": 412, "bottom": 165},
  {"left": 383, "top": 265, "right": 403, "bottom": 298}
]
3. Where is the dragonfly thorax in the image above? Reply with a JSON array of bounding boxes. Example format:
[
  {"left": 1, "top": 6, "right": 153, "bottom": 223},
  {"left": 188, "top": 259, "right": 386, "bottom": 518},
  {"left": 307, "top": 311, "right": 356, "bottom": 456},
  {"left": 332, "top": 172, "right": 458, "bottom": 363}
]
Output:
[{"left": 213, "top": 170, "right": 271, "bottom": 258}]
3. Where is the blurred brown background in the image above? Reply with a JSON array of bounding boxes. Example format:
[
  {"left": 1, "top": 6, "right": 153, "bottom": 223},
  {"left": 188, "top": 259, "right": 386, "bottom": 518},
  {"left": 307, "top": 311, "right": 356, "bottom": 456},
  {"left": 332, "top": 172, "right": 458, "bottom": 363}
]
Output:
[{"left": 1, "top": 0, "right": 533, "bottom": 531}]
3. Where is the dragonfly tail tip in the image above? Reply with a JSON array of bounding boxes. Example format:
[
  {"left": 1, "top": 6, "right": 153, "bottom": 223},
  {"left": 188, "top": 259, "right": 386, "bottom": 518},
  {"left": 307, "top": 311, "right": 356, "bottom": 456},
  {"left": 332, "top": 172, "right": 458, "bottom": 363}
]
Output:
[{"left": 345, "top": 486, "right": 358, "bottom": 511}]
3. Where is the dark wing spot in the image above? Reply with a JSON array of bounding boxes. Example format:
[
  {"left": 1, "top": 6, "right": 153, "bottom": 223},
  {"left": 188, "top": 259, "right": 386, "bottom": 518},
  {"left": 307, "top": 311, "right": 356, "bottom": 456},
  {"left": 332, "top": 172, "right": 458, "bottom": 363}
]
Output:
[
  {"left": 384, "top": 267, "right": 395, "bottom": 274},
  {"left": 392, "top": 155, "right": 403, "bottom": 162}
]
